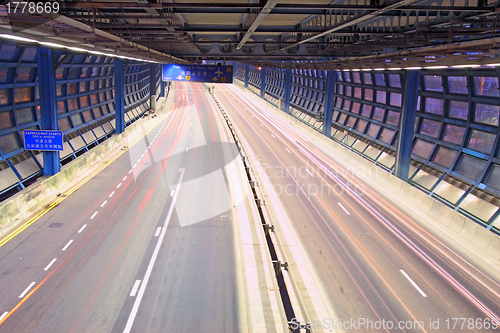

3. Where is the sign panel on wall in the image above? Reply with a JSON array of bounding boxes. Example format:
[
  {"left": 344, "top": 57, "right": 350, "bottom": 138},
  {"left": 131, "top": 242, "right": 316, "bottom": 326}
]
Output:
[
  {"left": 24, "top": 130, "right": 63, "bottom": 151},
  {"left": 162, "top": 64, "right": 233, "bottom": 83}
]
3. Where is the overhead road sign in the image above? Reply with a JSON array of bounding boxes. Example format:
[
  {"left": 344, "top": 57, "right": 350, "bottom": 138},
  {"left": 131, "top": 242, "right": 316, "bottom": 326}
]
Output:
[
  {"left": 24, "top": 130, "right": 63, "bottom": 151},
  {"left": 162, "top": 64, "right": 233, "bottom": 83}
]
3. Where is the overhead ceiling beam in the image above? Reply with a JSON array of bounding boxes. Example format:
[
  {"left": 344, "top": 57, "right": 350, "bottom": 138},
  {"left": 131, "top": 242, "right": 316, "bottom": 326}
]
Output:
[
  {"left": 281, "top": 0, "right": 431, "bottom": 51},
  {"left": 60, "top": 2, "right": 493, "bottom": 12},
  {"left": 236, "top": 0, "right": 279, "bottom": 50}
]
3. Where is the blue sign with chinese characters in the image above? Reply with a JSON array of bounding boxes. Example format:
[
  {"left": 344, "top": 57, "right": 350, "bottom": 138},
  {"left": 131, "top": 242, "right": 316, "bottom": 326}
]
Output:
[
  {"left": 24, "top": 130, "right": 63, "bottom": 151},
  {"left": 162, "top": 64, "right": 233, "bottom": 83}
]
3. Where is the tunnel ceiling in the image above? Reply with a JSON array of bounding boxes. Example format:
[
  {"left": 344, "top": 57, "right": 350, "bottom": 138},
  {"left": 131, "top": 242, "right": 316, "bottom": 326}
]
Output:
[{"left": 2, "top": 0, "right": 500, "bottom": 69}]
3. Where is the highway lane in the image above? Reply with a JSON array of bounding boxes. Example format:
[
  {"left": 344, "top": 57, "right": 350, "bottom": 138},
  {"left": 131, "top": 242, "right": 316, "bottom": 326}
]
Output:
[
  {"left": 215, "top": 84, "right": 500, "bottom": 332},
  {"left": 0, "top": 82, "right": 254, "bottom": 333}
]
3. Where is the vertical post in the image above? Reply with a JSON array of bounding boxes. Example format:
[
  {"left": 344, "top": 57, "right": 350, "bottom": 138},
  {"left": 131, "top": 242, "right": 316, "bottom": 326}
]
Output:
[
  {"left": 149, "top": 63, "right": 157, "bottom": 112},
  {"left": 244, "top": 64, "right": 249, "bottom": 88},
  {"left": 37, "top": 46, "right": 60, "bottom": 176},
  {"left": 395, "top": 69, "right": 421, "bottom": 181},
  {"left": 284, "top": 68, "right": 292, "bottom": 114},
  {"left": 323, "top": 70, "right": 336, "bottom": 137},
  {"left": 114, "top": 58, "right": 125, "bottom": 134},
  {"left": 260, "top": 67, "right": 266, "bottom": 98},
  {"left": 160, "top": 79, "right": 165, "bottom": 98}
]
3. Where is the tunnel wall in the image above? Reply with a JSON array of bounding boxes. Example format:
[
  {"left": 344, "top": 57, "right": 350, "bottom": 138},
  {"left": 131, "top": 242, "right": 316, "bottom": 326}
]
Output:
[
  {"left": 235, "top": 62, "right": 500, "bottom": 232},
  {"left": 0, "top": 41, "right": 160, "bottom": 201}
]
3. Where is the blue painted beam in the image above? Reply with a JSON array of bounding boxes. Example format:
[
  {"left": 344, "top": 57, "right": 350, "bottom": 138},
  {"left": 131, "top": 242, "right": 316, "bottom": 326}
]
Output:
[
  {"left": 37, "top": 46, "right": 60, "bottom": 176},
  {"left": 245, "top": 64, "right": 249, "bottom": 88},
  {"left": 150, "top": 63, "right": 157, "bottom": 112},
  {"left": 160, "top": 79, "right": 165, "bottom": 98},
  {"left": 114, "top": 59, "right": 125, "bottom": 134},
  {"left": 260, "top": 67, "right": 266, "bottom": 98},
  {"left": 395, "top": 69, "right": 421, "bottom": 181},
  {"left": 323, "top": 70, "right": 335, "bottom": 137},
  {"left": 284, "top": 68, "right": 292, "bottom": 114}
]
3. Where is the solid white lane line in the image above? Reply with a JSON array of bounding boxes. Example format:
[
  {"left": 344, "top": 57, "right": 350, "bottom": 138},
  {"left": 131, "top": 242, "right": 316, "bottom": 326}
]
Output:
[
  {"left": 306, "top": 169, "right": 313, "bottom": 177},
  {"left": 19, "top": 282, "right": 35, "bottom": 298},
  {"left": 130, "top": 280, "right": 141, "bottom": 297},
  {"left": 101, "top": 200, "right": 108, "bottom": 207},
  {"left": 123, "top": 176, "right": 127, "bottom": 181},
  {"left": 285, "top": 148, "right": 291, "bottom": 154},
  {"left": 271, "top": 134, "right": 275, "bottom": 138},
  {"left": 154, "top": 227, "right": 162, "bottom": 237},
  {"left": 117, "top": 183, "right": 122, "bottom": 188},
  {"left": 90, "top": 212, "right": 98, "bottom": 219},
  {"left": 44, "top": 259, "right": 57, "bottom": 271},
  {"left": 0, "top": 312, "right": 8, "bottom": 322},
  {"left": 401, "top": 270, "right": 427, "bottom": 297},
  {"left": 123, "top": 169, "right": 185, "bottom": 333},
  {"left": 109, "top": 191, "right": 115, "bottom": 198},
  {"left": 78, "top": 224, "right": 87, "bottom": 233},
  {"left": 337, "top": 202, "right": 350, "bottom": 215},
  {"left": 62, "top": 240, "right": 73, "bottom": 251},
  {"left": 170, "top": 190, "right": 174, "bottom": 196}
]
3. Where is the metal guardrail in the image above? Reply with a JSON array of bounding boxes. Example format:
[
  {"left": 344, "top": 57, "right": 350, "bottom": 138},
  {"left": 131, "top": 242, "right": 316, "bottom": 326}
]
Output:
[{"left": 209, "top": 90, "right": 313, "bottom": 333}]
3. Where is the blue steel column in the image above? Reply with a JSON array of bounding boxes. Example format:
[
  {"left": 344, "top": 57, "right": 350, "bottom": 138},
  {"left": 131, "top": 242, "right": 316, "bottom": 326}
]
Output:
[
  {"left": 283, "top": 68, "right": 292, "bottom": 114},
  {"left": 114, "top": 59, "right": 125, "bottom": 134},
  {"left": 395, "top": 69, "right": 421, "bottom": 181},
  {"left": 260, "top": 67, "right": 266, "bottom": 98},
  {"left": 244, "top": 64, "right": 249, "bottom": 88},
  {"left": 160, "top": 79, "right": 165, "bottom": 98},
  {"left": 323, "top": 70, "right": 336, "bottom": 137},
  {"left": 37, "top": 46, "right": 60, "bottom": 176},
  {"left": 149, "top": 63, "right": 157, "bottom": 111}
]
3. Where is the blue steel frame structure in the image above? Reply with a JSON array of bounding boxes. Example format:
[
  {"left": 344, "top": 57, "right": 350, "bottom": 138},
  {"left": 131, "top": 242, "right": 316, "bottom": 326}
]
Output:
[
  {"left": 0, "top": 41, "right": 162, "bottom": 201},
  {"left": 235, "top": 62, "right": 500, "bottom": 232}
]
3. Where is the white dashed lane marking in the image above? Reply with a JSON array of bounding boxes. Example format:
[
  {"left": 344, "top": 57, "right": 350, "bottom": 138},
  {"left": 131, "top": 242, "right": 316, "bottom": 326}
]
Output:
[
  {"left": 62, "top": 240, "right": 73, "bottom": 251},
  {"left": 19, "top": 282, "right": 35, "bottom": 298},
  {"left": 78, "top": 224, "right": 87, "bottom": 233},
  {"left": 44, "top": 259, "right": 57, "bottom": 271}
]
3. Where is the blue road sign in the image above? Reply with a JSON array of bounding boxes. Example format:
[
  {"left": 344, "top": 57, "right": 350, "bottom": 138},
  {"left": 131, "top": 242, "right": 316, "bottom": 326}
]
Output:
[
  {"left": 24, "top": 130, "right": 63, "bottom": 151},
  {"left": 162, "top": 64, "right": 233, "bottom": 83}
]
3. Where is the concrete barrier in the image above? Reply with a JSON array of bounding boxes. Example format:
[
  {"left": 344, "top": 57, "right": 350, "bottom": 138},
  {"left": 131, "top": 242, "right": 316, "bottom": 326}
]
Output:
[{"left": 0, "top": 96, "right": 170, "bottom": 239}]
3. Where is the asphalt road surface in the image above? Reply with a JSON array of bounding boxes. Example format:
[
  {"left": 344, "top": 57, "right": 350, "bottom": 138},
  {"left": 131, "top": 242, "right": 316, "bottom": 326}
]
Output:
[
  {"left": 0, "top": 82, "right": 253, "bottom": 333},
  {"left": 215, "top": 83, "right": 500, "bottom": 333}
]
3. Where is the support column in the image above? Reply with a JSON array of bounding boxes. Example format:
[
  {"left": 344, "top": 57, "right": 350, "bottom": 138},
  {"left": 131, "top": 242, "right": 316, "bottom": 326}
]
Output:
[
  {"left": 114, "top": 58, "right": 125, "bottom": 134},
  {"left": 323, "top": 70, "right": 336, "bottom": 137},
  {"left": 37, "top": 46, "right": 60, "bottom": 176},
  {"left": 149, "top": 63, "right": 157, "bottom": 112},
  {"left": 160, "top": 79, "right": 165, "bottom": 98},
  {"left": 283, "top": 68, "right": 292, "bottom": 114},
  {"left": 395, "top": 69, "right": 421, "bottom": 181},
  {"left": 260, "top": 67, "right": 266, "bottom": 98},
  {"left": 244, "top": 64, "right": 249, "bottom": 88}
]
